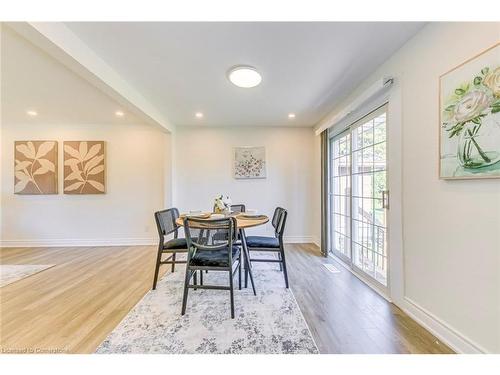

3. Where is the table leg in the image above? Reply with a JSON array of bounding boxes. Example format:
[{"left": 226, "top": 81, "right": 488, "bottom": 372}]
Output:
[{"left": 239, "top": 228, "right": 256, "bottom": 296}]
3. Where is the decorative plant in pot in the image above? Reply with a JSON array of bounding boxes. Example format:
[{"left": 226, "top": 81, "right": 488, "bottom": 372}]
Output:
[
  {"left": 213, "top": 195, "right": 232, "bottom": 214},
  {"left": 442, "top": 66, "right": 500, "bottom": 169}
]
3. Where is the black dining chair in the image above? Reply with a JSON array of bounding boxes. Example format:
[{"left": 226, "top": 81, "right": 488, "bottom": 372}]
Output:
[
  {"left": 230, "top": 204, "right": 245, "bottom": 213},
  {"left": 245, "top": 207, "right": 289, "bottom": 288},
  {"left": 212, "top": 204, "right": 245, "bottom": 243},
  {"left": 152, "top": 208, "right": 189, "bottom": 290},
  {"left": 182, "top": 216, "right": 242, "bottom": 318}
]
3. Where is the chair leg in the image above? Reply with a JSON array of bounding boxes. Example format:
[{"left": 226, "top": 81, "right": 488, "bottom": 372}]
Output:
[
  {"left": 229, "top": 270, "right": 235, "bottom": 319},
  {"left": 171, "top": 252, "right": 176, "bottom": 273},
  {"left": 193, "top": 271, "right": 197, "bottom": 290},
  {"left": 246, "top": 257, "right": 256, "bottom": 296},
  {"left": 278, "top": 252, "right": 283, "bottom": 271},
  {"left": 181, "top": 269, "right": 191, "bottom": 315},
  {"left": 152, "top": 248, "right": 163, "bottom": 290},
  {"left": 244, "top": 260, "right": 248, "bottom": 288},
  {"left": 280, "top": 246, "right": 289, "bottom": 288},
  {"left": 238, "top": 255, "right": 242, "bottom": 290},
  {"left": 200, "top": 269, "right": 204, "bottom": 285}
]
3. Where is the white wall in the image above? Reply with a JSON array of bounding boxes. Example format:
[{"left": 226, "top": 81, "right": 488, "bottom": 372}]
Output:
[
  {"left": 0, "top": 25, "right": 170, "bottom": 246},
  {"left": 174, "top": 126, "right": 317, "bottom": 242},
  {"left": 319, "top": 22, "right": 500, "bottom": 353},
  {"left": 0, "top": 24, "right": 3, "bottom": 242},
  {"left": 1, "top": 122, "right": 168, "bottom": 246}
]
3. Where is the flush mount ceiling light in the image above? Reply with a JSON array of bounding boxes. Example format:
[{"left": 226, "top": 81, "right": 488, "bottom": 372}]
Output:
[
  {"left": 227, "top": 66, "right": 262, "bottom": 88},
  {"left": 288, "top": 113, "right": 296, "bottom": 119},
  {"left": 26, "top": 110, "right": 38, "bottom": 117},
  {"left": 115, "top": 110, "right": 124, "bottom": 117},
  {"left": 195, "top": 112, "right": 204, "bottom": 118}
]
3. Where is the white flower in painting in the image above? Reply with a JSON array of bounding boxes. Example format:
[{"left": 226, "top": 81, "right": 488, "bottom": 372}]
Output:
[
  {"left": 453, "top": 90, "right": 492, "bottom": 122},
  {"left": 483, "top": 67, "right": 500, "bottom": 97}
]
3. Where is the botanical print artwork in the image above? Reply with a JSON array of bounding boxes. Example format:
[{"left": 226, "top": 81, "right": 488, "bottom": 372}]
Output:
[
  {"left": 440, "top": 43, "right": 500, "bottom": 179},
  {"left": 64, "top": 141, "right": 105, "bottom": 194},
  {"left": 14, "top": 141, "right": 58, "bottom": 194},
  {"left": 234, "top": 146, "right": 266, "bottom": 179}
]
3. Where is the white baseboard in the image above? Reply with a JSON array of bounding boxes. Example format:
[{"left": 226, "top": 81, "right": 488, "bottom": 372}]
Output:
[
  {"left": 2, "top": 235, "right": 317, "bottom": 248},
  {"left": 311, "top": 236, "right": 320, "bottom": 249},
  {"left": 400, "top": 297, "right": 488, "bottom": 354},
  {"left": 1, "top": 237, "right": 157, "bottom": 248}
]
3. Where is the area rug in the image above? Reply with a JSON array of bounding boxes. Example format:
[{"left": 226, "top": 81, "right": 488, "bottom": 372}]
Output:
[
  {"left": 96, "top": 253, "right": 319, "bottom": 354},
  {"left": 0, "top": 264, "right": 55, "bottom": 287}
]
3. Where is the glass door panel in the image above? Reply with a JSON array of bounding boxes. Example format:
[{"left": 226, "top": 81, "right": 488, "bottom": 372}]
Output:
[
  {"left": 330, "top": 132, "right": 351, "bottom": 262},
  {"left": 329, "top": 105, "right": 388, "bottom": 288}
]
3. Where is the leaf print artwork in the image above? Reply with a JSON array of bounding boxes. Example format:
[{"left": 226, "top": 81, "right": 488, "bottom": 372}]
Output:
[
  {"left": 14, "top": 141, "right": 58, "bottom": 194},
  {"left": 63, "top": 141, "right": 106, "bottom": 194}
]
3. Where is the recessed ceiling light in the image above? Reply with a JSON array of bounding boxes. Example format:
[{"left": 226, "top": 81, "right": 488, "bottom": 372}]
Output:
[
  {"left": 195, "top": 112, "right": 204, "bottom": 118},
  {"left": 115, "top": 110, "right": 124, "bottom": 117},
  {"left": 26, "top": 110, "right": 38, "bottom": 117},
  {"left": 228, "top": 66, "right": 262, "bottom": 88},
  {"left": 288, "top": 113, "right": 296, "bottom": 119}
]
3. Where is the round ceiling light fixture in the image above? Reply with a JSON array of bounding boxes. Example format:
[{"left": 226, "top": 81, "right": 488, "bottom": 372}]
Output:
[{"left": 227, "top": 65, "right": 262, "bottom": 88}]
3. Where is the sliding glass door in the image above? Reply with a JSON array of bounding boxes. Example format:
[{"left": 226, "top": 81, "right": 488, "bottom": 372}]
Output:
[
  {"left": 330, "top": 131, "right": 352, "bottom": 263},
  {"left": 329, "top": 105, "right": 389, "bottom": 288}
]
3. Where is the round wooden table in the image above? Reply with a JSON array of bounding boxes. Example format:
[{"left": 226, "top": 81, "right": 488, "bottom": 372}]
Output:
[
  {"left": 175, "top": 213, "right": 269, "bottom": 229},
  {"left": 175, "top": 212, "right": 269, "bottom": 295}
]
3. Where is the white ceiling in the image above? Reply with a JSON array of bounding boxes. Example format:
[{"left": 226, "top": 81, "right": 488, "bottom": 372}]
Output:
[
  {"left": 65, "top": 22, "right": 425, "bottom": 127},
  {"left": 1, "top": 25, "right": 143, "bottom": 126}
]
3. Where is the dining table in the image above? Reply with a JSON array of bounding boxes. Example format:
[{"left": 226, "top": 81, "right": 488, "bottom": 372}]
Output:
[{"left": 175, "top": 212, "right": 269, "bottom": 295}]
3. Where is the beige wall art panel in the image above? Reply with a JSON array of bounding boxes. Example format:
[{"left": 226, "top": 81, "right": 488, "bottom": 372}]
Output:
[
  {"left": 14, "top": 141, "right": 58, "bottom": 195},
  {"left": 64, "top": 141, "right": 106, "bottom": 194}
]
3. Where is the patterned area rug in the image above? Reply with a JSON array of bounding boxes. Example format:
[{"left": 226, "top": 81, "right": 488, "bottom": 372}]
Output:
[
  {"left": 97, "top": 253, "right": 319, "bottom": 354},
  {"left": 0, "top": 264, "right": 55, "bottom": 287}
]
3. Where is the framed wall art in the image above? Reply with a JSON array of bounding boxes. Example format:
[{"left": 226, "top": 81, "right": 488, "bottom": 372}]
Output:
[
  {"left": 14, "top": 141, "right": 58, "bottom": 194},
  {"left": 439, "top": 43, "right": 500, "bottom": 179},
  {"left": 234, "top": 146, "right": 266, "bottom": 179},
  {"left": 64, "top": 141, "right": 106, "bottom": 194}
]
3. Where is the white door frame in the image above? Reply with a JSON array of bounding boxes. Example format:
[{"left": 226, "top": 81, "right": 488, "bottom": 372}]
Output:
[{"left": 327, "top": 80, "right": 404, "bottom": 305}]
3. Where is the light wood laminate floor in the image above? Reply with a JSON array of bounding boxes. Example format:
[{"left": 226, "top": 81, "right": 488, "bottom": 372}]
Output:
[{"left": 0, "top": 244, "right": 453, "bottom": 354}]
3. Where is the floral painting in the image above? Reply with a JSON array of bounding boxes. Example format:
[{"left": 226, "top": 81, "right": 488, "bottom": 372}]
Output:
[
  {"left": 440, "top": 43, "right": 500, "bottom": 179},
  {"left": 64, "top": 141, "right": 105, "bottom": 194},
  {"left": 14, "top": 141, "right": 58, "bottom": 194},
  {"left": 234, "top": 146, "right": 266, "bottom": 179}
]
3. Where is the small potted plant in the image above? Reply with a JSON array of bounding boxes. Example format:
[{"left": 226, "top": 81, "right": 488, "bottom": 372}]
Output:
[{"left": 213, "top": 195, "right": 232, "bottom": 214}]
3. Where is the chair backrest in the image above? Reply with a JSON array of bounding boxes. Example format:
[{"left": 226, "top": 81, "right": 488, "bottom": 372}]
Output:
[
  {"left": 230, "top": 204, "right": 246, "bottom": 213},
  {"left": 183, "top": 217, "right": 237, "bottom": 252},
  {"left": 271, "top": 207, "right": 288, "bottom": 238},
  {"left": 154, "top": 208, "right": 180, "bottom": 242}
]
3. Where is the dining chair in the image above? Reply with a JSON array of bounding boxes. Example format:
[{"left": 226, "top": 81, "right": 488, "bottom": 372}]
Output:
[
  {"left": 230, "top": 204, "right": 246, "bottom": 213},
  {"left": 245, "top": 207, "right": 289, "bottom": 288},
  {"left": 212, "top": 204, "right": 245, "bottom": 242},
  {"left": 182, "top": 216, "right": 242, "bottom": 318},
  {"left": 152, "top": 208, "right": 189, "bottom": 290}
]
